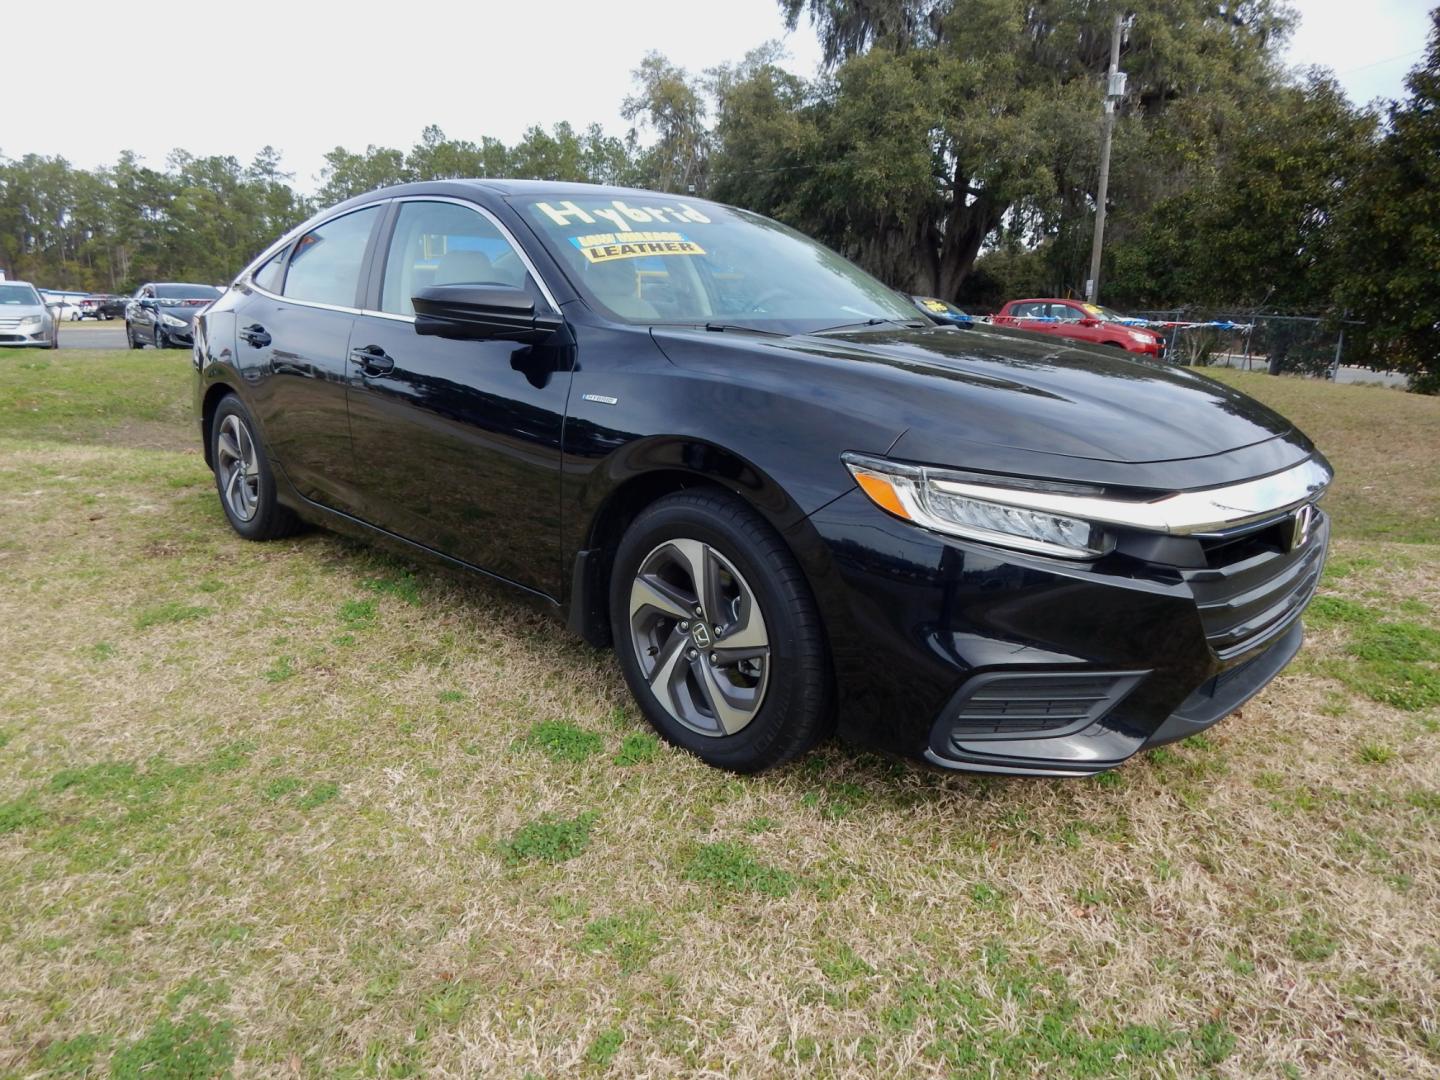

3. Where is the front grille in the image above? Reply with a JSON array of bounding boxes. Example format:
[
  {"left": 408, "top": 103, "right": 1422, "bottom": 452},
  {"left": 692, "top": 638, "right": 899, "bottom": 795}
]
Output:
[
  {"left": 0, "top": 319, "right": 22, "bottom": 330},
  {"left": 1183, "top": 511, "right": 1326, "bottom": 659},
  {"left": 945, "top": 670, "right": 1145, "bottom": 738}
]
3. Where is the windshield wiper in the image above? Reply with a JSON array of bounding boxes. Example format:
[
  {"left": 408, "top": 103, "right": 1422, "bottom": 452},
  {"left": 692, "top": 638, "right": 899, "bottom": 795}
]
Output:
[
  {"left": 808, "top": 317, "right": 925, "bottom": 335},
  {"left": 701, "top": 322, "right": 788, "bottom": 337}
]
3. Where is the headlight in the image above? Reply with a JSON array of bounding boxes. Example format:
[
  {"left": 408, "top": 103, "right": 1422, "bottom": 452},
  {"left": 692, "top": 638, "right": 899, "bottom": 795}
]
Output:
[
  {"left": 843, "top": 452, "right": 1333, "bottom": 559},
  {"left": 19, "top": 316, "right": 43, "bottom": 331},
  {"left": 842, "top": 453, "right": 1111, "bottom": 559},
  {"left": 1128, "top": 330, "right": 1154, "bottom": 343},
  {"left": 160, "top": 313, "right": 188, "bottom": 328}
]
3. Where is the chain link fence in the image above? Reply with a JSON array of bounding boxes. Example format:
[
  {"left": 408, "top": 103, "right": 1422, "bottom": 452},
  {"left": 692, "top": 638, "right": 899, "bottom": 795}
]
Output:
[{"left": 1128, "top": 310, "right": 1404, "bottom": 386}]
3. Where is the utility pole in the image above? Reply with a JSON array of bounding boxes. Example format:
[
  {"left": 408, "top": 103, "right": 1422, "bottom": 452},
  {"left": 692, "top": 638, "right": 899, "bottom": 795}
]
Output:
[{"left": 1086, "top": 12, "right": 1125, "bottom": 304}]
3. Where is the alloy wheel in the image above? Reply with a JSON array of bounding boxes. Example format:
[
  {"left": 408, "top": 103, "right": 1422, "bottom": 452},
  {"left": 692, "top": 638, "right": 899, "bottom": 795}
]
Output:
[
  {"left": 216, "top": 413, "right": 260, "bottom": 522},
  {"left": 627, "top": 538, "right": 770, "bottom": 737}
]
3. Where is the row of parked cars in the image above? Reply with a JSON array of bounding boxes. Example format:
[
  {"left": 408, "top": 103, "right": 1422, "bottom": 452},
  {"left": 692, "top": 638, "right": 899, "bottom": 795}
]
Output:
[
  {"left": 5, "top": 272, "right": 1161, "bottom": 360},
  {"left": 0, "top": 280, "right": 222, "bottom": 348},
  {"left": 907, "top": 294, "right": 1167, "bottom": 357}
]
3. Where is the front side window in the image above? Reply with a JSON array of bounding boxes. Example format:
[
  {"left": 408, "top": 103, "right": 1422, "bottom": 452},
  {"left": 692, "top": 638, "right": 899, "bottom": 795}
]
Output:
[
  {"left": 283, "top": 206, "right": 381, "bottom": 308},
  {"left": 1050, "top": 304, "right": 1083, "bottom": 322},
  {"left": 518, "top": 194, "right": 918, "bottom": 333},
  {"left": 380, "top": 201, "right": 541, "bottom": 316}
]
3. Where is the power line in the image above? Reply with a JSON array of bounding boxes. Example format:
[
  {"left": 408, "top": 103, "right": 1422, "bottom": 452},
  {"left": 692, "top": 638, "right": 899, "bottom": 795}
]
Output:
[{"left": 1333, "top": 47, "right": 1424, "bottom": 76}]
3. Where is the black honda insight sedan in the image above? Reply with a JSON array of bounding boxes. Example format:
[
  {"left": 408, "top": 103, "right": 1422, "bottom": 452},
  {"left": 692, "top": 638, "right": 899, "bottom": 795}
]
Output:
[{"left": 193, "top": 180, "right": 1331, "bottom": 777}]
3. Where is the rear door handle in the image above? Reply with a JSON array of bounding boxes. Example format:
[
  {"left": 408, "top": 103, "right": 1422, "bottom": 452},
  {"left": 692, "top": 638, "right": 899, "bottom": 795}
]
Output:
[
  {"left": 350, "top": 345, "right": 395, "bottom": 376},
  {"left": 239, "top": 323, "right": 271, "bottom": 348}
]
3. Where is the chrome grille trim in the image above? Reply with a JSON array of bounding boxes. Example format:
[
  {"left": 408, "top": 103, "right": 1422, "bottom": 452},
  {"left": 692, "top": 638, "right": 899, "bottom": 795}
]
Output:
[{"left": 929, "top": 456, "right": 1332, "bottom": 536}]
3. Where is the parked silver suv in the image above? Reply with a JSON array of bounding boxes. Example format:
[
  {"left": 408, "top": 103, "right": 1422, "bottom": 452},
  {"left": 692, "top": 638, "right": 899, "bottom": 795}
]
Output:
[{"left": 0, "top": 281, "right": 58, "bottom": 348}]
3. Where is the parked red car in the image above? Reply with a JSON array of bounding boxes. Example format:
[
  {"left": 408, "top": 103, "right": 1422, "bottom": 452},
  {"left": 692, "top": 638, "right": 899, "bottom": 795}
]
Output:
[{"left": 993, "top": 298, "right": 1166, "bottom": 357}]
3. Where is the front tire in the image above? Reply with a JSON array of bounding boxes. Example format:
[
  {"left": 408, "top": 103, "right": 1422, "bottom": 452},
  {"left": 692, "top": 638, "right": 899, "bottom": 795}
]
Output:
[
  {"left": 609, "top": 490, "right": 832, "bottom": 773},
  {"left": 210, "top": 395, "right": 301, "bottom": 541}
]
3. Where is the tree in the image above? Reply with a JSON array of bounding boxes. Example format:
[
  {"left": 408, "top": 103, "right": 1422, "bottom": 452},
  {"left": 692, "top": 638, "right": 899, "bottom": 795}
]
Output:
[
  {"left": 1330, "top": 10, "right": 1440, "bottom": 392},
  {"left": 317, "top": 144, "right": 410, "bottom": 205},
  {"left": 1104, "top": 74, "right": 1376, "bottom": 313},
  {"left": 710, "top": 0, "right": 1296, "bottom": 300},
  {"left": 623, "top": 52, "right": 710, "bottom": 193},
  {"left": 0, "top": 147, "right": 311, "bottom": 291}
]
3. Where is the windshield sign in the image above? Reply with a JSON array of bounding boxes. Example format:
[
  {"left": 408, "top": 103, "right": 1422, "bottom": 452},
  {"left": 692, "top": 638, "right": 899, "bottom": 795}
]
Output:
[{"left": 522, "top": 196, "right": 919, "bottom": 332}]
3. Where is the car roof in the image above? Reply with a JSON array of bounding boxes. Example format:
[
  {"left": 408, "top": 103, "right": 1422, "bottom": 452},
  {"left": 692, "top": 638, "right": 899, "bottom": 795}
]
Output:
[
  {"left": 469, "top": 178, "right": 702, "bottom": 200},
  {"left": 1, "top": 280, "right": 37, "bottom": 288},
  {"left": 350, "top": 178, "right": 716, "bottom": 205},
  {"left": 1008, "top": 298, "right": 1079, "bottom": 305}
]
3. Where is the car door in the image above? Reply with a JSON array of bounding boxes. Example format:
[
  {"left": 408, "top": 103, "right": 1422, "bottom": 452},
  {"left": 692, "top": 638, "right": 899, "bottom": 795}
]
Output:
[
  {"left": 131, "top": 285, "right": 156, "bottom": 342},
  {"left": 236, "top": 204, "right": 384, "bottom": 516},
  {"left": 1009, "top": 302, "right": 1056, "bottom": 338},
  {"left": 345, "top": 197, "right": 572, "bottom": 598},
  {"left": 1048, "top": 302, "right": 1102, "bottom": 346}
]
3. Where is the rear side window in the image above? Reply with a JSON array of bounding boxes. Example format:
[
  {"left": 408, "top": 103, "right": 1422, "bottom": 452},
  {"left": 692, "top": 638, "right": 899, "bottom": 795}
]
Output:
[
  {"left": 283, "top": 207, "right": 381, "bottom": 308},
  {"left": 252, "top": 249, "right": 288, "bottom": 293},
  {"left": 379, "top": 200, "right": 542, "bottom": 316}
]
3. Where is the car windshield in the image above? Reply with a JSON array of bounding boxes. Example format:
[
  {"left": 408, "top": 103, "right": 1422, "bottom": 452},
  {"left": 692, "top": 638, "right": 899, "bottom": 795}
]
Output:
[
  {"left": 1084, "top": 304, "right": 1138, "bottom": 323},
  {"left": 0, "top": 284, "right": 40, "bottom": 305},
  {"left": 154, "top": 284, "right": 221, "bottom": 301},
  {"left": 916, "top": 296, "right": 967, "bottom": 318},
  {"left": 517, "top": 195, "right": 921, "bottom": 332}
]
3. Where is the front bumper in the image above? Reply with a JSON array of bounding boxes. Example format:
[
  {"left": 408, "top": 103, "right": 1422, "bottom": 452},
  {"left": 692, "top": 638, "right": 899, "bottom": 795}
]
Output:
[
  {"left": 157, "top": 323, "right": 195, "bottom": 345},
  {"left": 808, "top": 491, "right": 1327, "bottom": 776},
  {"left": 0, "top": 328, "right": 54, "bottom": 346}
]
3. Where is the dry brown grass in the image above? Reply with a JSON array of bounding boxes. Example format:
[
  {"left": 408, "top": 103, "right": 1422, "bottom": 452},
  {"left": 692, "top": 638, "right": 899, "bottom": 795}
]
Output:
[
  {"left": 1203, "top": 369, "right": 1440, "bottom": 545},
  {"left": 0, "top": 354, "right": 1437, "bottom": 1078}
]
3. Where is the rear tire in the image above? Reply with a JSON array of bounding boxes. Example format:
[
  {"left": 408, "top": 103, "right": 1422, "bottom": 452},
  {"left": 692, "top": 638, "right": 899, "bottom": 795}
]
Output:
[
  {"left": 609, "top": 489, "right": 832, "bottom": 773},
  {"left": 210, "top": 394, "right": 301, "bottom": 541}
]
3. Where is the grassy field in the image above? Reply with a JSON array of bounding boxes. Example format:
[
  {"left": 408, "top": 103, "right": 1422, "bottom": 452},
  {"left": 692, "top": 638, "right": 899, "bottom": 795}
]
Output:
[{"left": 0, "top": 351, "right": 1436, "bottom": 1079}]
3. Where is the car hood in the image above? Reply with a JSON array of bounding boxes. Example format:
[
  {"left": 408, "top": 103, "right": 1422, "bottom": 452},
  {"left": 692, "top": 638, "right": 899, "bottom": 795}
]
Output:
[
  {"left": 157, "top": 302, "right": 207, "bottom": 323},
  {"left": 653, "top": 322, "right": 1316, "bottom": 489},
  {"left": 3, "top": 303, "right": 48, "bottom": 319}
]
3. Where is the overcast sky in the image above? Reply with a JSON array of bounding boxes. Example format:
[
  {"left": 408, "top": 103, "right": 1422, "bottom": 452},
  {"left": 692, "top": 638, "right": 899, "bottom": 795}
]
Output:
[{"left": 4, "top": 0, "right": 1432, "bottom": 192}]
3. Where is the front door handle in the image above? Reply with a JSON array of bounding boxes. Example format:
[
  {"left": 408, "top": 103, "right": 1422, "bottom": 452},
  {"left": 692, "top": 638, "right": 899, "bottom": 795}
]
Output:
[
  {"left": 239, "top": 323, "right": 271, "bottom": 348},
  {"left": 350, "top": 345, "right": 395, "bottom": 376}
]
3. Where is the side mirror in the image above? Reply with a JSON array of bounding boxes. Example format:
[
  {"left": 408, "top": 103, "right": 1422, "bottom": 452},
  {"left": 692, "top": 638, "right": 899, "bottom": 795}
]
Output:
[
  {"left": 1079, "top": 317, "right": 1101, "bottom": 327},
  {"left": 412, "top": 284, "right": 563, "bottom": 344},
  {"left": 139, "top": 297, "right": 157, "bottom": 309}
]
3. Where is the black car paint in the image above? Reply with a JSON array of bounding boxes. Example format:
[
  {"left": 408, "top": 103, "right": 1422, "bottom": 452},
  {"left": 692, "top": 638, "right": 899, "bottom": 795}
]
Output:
[
  {"left": 127, "top": 285, "right": 215, "bottom": 347},
  {"left": 193, "top": 180, "right": 1329, "bottom": 775}
]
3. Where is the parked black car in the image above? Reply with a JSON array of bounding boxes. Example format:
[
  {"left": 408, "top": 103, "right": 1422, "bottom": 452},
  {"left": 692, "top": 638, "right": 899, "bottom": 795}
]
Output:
[
  {"left": 126, "top": 283, "right": 221, "bottom": 348},
  {"left": 82, "top": 294, "right": 129, "bottom": 321},
  {"left": 193, "top": 181, "right": 1331, "bottom": 776}
]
